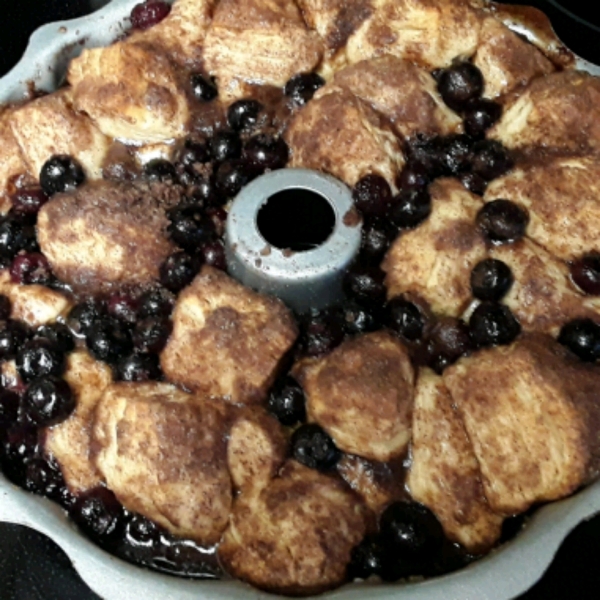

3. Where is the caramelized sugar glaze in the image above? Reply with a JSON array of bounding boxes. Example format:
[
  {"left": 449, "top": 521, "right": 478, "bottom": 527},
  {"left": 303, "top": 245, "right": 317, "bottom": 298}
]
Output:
[{"left": 2, "top": 0, "right": 600, "bottom": 595}]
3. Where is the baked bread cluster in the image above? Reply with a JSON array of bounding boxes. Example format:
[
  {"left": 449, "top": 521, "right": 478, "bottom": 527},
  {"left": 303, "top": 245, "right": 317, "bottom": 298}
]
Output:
[{"left": 2, "top": 0, "right": 600, "bottom": 595}]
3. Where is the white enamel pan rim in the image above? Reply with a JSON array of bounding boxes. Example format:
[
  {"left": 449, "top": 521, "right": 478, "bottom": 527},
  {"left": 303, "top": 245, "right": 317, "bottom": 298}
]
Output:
[{"left": 1, "top": 1, "right": 600, "bottom": 598}]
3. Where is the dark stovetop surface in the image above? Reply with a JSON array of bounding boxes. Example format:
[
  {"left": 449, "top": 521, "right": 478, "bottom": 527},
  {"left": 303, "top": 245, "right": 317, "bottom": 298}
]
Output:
[{"left": 1, "top": 1, "right": 600, "bottom": 599}]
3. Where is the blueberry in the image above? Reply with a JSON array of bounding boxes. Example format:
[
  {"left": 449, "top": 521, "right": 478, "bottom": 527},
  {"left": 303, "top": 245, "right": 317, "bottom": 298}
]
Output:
[
  {"left": 437, "top": 62, "right": 484, "bottom": 112},
  {"left": 16, "top": 338, "right": 65, "bottom": 383},
  {"left": 0, "top": 213, "right": 38, "bottom": 259},
  {"left": 130, "top": 0, "right": 171, "bottom": 30},
  {"left": 124, "top": 514, "right": 160, "bottom": 548},
  {"left": 107, "top": 293, "right": 139, "bottom": 326},
  {"left": 160, "top": 252, "right": 201, "bottom": 293},
  {"left": 24, "top": 455, "right": 66, "bottom": 500},
  {"left": 199, "top": 239, "right": 227, "bottom": 271},
  {"left": 477, "top": 199, "right": 528, "bottom": 244},
  {"left": 396, "top": 162, "right": 430, "bottom": 192},
  {"left": 22, "top": 377, "right": 74, "bottom": 426},
  {"left": 0, "top": 320, "right": 30, "bottom": 360},
  {"left": 458, "top": 171, "right": 487, "bottom": 196},
  {"left": 40, "top": 155, "right": 85, "bottom": 196},
  {"left": 86, "top": 318, "right": 133, "bottom": 364},
  {"left": 385, "top": 297, "right": 424, "bottom": 341},
  {"left": 132, "top": 317, "right": 171, "bottom": 354},
  {"left": 0, "top": 389, "right": 20, "bottom": 433},
  {"left": 116, "top": 353, "right": 161, "bottom": 382},
  {"left": 405, "top": 135, "right": 445, "bottom": 179},
  {"left": 34, "top": 323, "right": 75, "bottom": 354},
  {"left": 348, "top": 535, "right": 384, "bottom": 580},
  {"left": 214, "top": 160, "right": 258, "bottom": 197},
  {"left": 301, "top": 308, "right": 345, "bottom": 356},
  {"left": 267, "top": 376, "right": 306, "bottom": 427},
  {"left": 390, "top": 188, "right": 432, "bottom": 229},
  {"left": 190, "top": 177, "right": 223, "bottom": 207},
  {"left": 0, "top": 424, "right": 39, "bottom": 488},
  {"left": 10, "top": 187, "right": 49, "bottom": 216},
  {"left": 0, "top": 294, "right": 11, "bottom": 320},
  {"left": 209, "top": 131, "right": 242, "bottom": 162},
  {"left": 379, "top": 502, "right": 444, "bottom": 567},
  {"left": 342, "top": 301, "right": 382, "bottom": 336},
  {"left": 343, "top": 263, "right": 386, "bottom": 309},
  {"left": 9, "top": 252, "right": 53, "bottom": 285},
  {"left": 469, "top": 302, "right": 521, "bottom": 347},
  {"left": 571, "top": 254, "right": 600, "bottom": 295},
  {"left": 291, "top": 423, "right": 340, "bottom": 471},
  {"left": 352, "top": 174, "right": 393, "bottom": 218},
  {"left": 471, "top": 258, "right": 513, "bottom": 301},
  {"left": 439, "top": 134, "right": 474, "bottom": 175},
  {"left": 144, "top": 159, "right": 177, "bottom": 183},
  {"left": 178, "top": 139, "right": 210, "bottom": 167},
  {"left": 284, "top": 72, "right": 325, "bottom": 106},
  {"left": 67, "top": 299, "right": 105, "bottom": 335},
  {"left": 227, "top": 99, "right": 263, "bottom": 131},
  {"left": 427, "top": 317, "right": 472, "bottom": 373},
  {"left": 71, "top": 487, "right": 126, "bottom": 546},
  {"left": 190, "top": 73, "right": 218, "bottom": 102},
  {"left": 137, "top": 288, "right": 174, "bottom": 319},
  {"left": 243, "top": 134, "right": 289, "bottom": 171},
  {"left": 360, "top": 219, "right": 397, "bottom": 262},
  {"left": 558, "top": 319, "right": 600, "bottom": 362},
  {"left": 168, "top": 205, "right": 216, "bottom": 251},
  {"left": 463, "top": 99, "right": 502, "bottom": 138},
  {"left": 470, "top": 140, "right": 514, "bottom": 181}
]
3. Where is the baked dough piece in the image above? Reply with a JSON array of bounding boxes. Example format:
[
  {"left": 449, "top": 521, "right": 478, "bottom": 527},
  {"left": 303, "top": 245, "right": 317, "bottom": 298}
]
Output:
[
  {"left": 203, "top": 0, "right": 323, "bottom": 101},
  {"left": 295, "top": 331, "right": 414, "bottom": 462},
  {"left": 382, "top": 178, "right": 486, "bottom": 316},
  {"left": 0, "top": 108, "right": 30, "bottom": 213},
  {"left": 407, "top": 368, "right": 503, "bottom": 552},
  {"left": 37, "top": 181, "right": 177, "bottom": 293},
  {"left": 68, "top": 41, "right": 190, "bottom": 144},
  {"left": 227, "top": 407, "right": 287, "bottom": 492},
  {"left": 285, "top": 88, "right": 403, "bottom": 187},
  {"left": 219, "top": 460, "right": 368, "bottom": 595},
  {"left": 485, "top": 155, "right": 600, "bottom": 260},
  {"left": 0, "top": 270, "right": 73, "bottom": 328},
  {"left": 161, "top": 266, "right": 298, "bottom": 405},
  {"left": 345, "top": 0, "right": 484, "bottom": 70},
  {"left": 443, "top": 335, "right": 600, "bottom": 515},
  {"left": 45, "top": 351, "right": 112, "bottom": 493},
  {"left": 327, "top": 56, "right": 462, "bottom": 139},
  {"left": 473, "top": 17, "right": 554, "bottom": 100},
  {"left": 489, "top": 238, "right": 600, "bottom": 335},
  {"left": 489, "top": 71, "right": 600, "bottom": 153},
  {"left": 92, "top": 382, "right": 232, "bottom": 543},
  {"left": 9, "top": 89, "right": 110, "bottom": 181},
  {"left": 128, "top": 0, "right": 216, "bottom": 67}
]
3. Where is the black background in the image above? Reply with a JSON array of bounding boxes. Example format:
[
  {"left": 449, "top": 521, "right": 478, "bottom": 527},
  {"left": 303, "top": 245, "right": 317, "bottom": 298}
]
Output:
[{"left": 1, "top": 1, "right": 600, "bottom": 599}]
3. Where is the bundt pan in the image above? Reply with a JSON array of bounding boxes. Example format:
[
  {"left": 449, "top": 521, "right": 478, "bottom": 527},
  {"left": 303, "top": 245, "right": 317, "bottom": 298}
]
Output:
[{"left": 1, "top": 1, "right": 600, "bottom": 599}]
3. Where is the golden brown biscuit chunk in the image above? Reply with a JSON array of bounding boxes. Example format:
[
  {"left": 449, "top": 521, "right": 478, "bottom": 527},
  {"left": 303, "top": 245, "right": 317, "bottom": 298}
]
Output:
[
  {"left": 473, "top": 18, "right": 554, "bottom": 100},
  {"left": 295, "top": 331, "right": 414, "bottom": 461},
  {"left": 10, "top": 90, "right": 110, "bottom": 181},
  {"left": 329, "top": 56, "right": 462, "bottom": 138},
  {"left": 219, "top": 460, "right": 368, "bottom": 595},
  {"left": 443, "top": 335, "right": 600, "bottom": 514},
  {"left": 203, "top": 0, "right": 322, "bottom": 101},
  {"left": 0, "top": 108, "right": 30, "bottom": 213},
  {"left": 285, "top": 88, "right": 403, "bottom": 187},
  {"left": 0, "top": 271, "right": 73, "bottom": 328},
  {"left": 129, "top": 0, "right": 215, "bottom": 67},
  {"left": 489, "top": 71, "right": 600, "bottom": 153},
  {"left": 485, "top": 156, "right": 600, "bottom": 260},
  {"left": 382, "top": 179, "right": 486, "bottom": 316},
  {"left": 93, "top": 382, "right": 232, "bottom": 543},
  {"left": 345, "top": 0, "right": 484, "bottom": 69},
  {"left": 489, "top": 238, "right": 600, "bottom": 335},
  {"left": 37, "top": 181, "right": 177, "bottom": 293},
  {"left": 161, "top": 266, "right": 298, "bottom": 404},
  {"left": 227, "top": 408, "right": 287, "bottom": 492},
  {"left": 68, "top": 41, "right": 189, "bottom": 143},
  {"left": 407, "top": 369, "right": 503, "bottom": 552},
  {"left": 45, "top": 351, "right": 112, "bottom": 493}
]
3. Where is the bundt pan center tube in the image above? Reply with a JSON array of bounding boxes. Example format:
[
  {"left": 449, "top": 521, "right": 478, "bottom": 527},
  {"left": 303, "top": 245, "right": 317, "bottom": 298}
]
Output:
[{"left": 2, "top": 1, "right": 600, "bottom": 600}]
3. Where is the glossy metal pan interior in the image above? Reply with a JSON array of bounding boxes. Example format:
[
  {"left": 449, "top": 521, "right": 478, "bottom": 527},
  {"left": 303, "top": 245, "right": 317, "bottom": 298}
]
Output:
[{"left": 1, "top": 1, "right": 600, "bottom": 598}]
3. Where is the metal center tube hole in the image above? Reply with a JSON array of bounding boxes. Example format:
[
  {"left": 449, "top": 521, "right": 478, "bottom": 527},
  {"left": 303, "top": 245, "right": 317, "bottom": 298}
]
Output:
[{"left": 256, "top": 188, "right": 336, "bottom": 252}]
